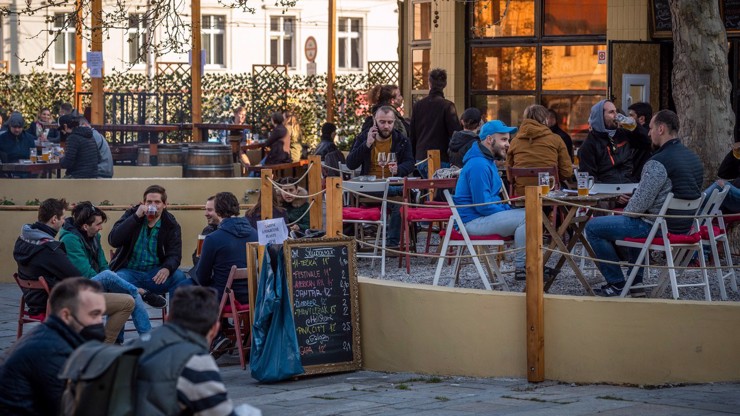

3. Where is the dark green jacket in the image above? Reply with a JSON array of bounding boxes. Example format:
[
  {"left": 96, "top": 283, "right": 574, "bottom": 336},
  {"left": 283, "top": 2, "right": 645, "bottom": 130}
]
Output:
[{"left": 58, "top": 217, "right": 108, "bottom": 278}]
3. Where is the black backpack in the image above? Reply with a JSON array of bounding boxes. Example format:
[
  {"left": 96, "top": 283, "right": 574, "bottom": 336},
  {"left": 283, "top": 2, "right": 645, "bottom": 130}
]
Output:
[{"left": 59, "top": 341, "right": 143, "bottom": 416}]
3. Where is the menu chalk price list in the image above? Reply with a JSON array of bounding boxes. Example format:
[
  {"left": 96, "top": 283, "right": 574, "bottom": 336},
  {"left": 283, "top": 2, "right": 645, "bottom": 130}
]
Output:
[{"left": 284, "top": 237, "right": 361, "bottom": 375}]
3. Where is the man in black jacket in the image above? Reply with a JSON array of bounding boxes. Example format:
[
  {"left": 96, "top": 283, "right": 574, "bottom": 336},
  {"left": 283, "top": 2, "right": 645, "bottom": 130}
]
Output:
[
  {"left": 704, "top": 141, "right": 740, "bottom": 213},
  {"left": 409, "top": 68, "right": 460, "bottom": 178},
  {"left": 109, "top": 184, "right": 192, "bottom": 297},
  {"left": 59, "top": 114, "right": 99, "bottom": 178},
  {"left": 0, "top": 278, "right": 106, "bottom": 415},
  {"left": 347, "top": 106, "right": 415, "bottom": 248},
  {"left": 448, "top": 107, "right": 482, "bottom": 168},
  {"left": 578, "top": 100, "right": 650, "bottom": 184}
]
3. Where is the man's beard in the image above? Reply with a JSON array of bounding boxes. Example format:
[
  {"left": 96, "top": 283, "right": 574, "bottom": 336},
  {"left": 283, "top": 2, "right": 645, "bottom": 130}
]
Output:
[{"left": 378, "top": 129, "right": 392, "bottom": 139}]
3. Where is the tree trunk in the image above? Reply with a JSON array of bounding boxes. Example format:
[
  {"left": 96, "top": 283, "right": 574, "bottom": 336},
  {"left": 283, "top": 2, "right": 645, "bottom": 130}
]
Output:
[{"left": 670, "top": 0, "right": 735, "bottom": 186}]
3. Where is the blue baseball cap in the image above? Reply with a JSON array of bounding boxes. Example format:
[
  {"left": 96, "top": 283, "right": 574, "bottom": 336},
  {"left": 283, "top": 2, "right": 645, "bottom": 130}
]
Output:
[{"left": 478, "top": 120, "right": 517, "bottom": 140}]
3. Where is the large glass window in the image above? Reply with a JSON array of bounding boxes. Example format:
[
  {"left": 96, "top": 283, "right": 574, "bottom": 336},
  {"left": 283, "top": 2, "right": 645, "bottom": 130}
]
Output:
[
  {"left": 270, "top": 16, "right": 295, "bottom": 67},
  {"left": 201, "top": 15, "right": 225, "bottom": 66},
  {"left": 543, "top": 0, "right": 607, "bottom": 36},
  {"left": 413, "top": 1, "right": 432, "bottom": 41},
  {"left": 412, "top": 48, "right": 430, "bottom": 90},
  {"left": 338, "top": 17, "right": 362, "bottom": 70},
  {"left": 471, "top": 0, "right": 534, "bottom": 39},
  {"left": 53, "top": 13, "right": 76, "bottom": 66},
  {"left": 542, "top": 44, "right": 606, "bottom": 90},
  {"left": 542, "top": 94, "right": 605, "bottom": 142},
  {"left": 471, "top": 46, "right": 537, "bottom": 91},
  {"left": 471, "top": 95, "right": 535, "bottom": 126},
  {"left": 127, "top": 14, "right": 146, "bottom": 65}
]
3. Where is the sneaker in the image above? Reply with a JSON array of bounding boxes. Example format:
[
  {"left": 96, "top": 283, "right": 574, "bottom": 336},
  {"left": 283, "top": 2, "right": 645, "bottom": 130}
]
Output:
[
  {"left": 141, "top": 291, "right": 167, "bottom": 309},
  {"left": 210, "top": 334, "right": 233, "bottom": 359},
  {"left": 629, "top": 287, "right": 647, "bottom": 298},
  {"left": 596, "top": 282, "right": 625, "bottom": 297}
]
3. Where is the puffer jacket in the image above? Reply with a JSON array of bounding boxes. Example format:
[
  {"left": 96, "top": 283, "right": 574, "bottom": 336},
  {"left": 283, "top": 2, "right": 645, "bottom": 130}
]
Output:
[
  {"left": 506, "top": 119, "right": 572, "bottom": 196},
  {"left": 61, "top": 126, "right": 99, "bottom": 178}
]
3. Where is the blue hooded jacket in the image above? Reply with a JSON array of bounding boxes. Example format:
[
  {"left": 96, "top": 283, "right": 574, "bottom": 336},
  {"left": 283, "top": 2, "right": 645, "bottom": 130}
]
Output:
[
  {"left": 453, "top": 141, "right": 511, "bottom": 223},
  {"left": 194, "top": 216, "right": 258, "bottom": 303}
]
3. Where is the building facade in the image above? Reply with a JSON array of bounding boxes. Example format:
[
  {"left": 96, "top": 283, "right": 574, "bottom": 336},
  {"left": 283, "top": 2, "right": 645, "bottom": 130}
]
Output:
[{"left": 0, "top": 0, "right": 399, "bottom": 76}]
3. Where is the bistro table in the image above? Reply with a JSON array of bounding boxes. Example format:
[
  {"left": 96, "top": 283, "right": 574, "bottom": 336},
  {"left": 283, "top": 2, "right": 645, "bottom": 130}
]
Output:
[
  {"left": 0, "top": 162, "right": 62, "bottom": 178},
  {"left": 535, "top": 192, "right": 621, "bottom": 295}
]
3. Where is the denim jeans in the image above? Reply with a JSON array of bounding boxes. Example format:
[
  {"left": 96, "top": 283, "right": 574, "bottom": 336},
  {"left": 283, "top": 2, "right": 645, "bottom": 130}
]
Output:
[
  {"left": 116, "top": 268, "right": 192, "bottom": 298},
  {"left": 704, "top": 181, "right": 740, "bottom": 213},
  {"left": 584, "top": 215, "right": 654, "bottom": 285},
  {"left": 366, "top": 186, "right": 403, "bottom": 247},
  {"left": 464, "top": 208, "right": 526, "bottom": 269},
  {"left": 92, "top": 270, "right": 151, "bottom": 334}
]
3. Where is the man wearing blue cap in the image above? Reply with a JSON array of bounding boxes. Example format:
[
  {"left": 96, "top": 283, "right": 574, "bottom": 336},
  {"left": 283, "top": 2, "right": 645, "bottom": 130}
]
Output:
[{"left": 454, "top": 120, "right": 535, "bottom": 281}]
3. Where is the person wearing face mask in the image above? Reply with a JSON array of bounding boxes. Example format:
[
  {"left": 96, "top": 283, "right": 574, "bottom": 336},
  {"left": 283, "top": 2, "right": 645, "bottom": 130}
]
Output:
[
  {"left": 0, "top": 278, "right": 107, "bottom": 415},
  {"left": 13, "top": 198, "right": 134, "bottom": 344}
]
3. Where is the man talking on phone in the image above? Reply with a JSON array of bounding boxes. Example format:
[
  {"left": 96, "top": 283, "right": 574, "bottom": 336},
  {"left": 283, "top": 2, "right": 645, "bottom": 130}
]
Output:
[
  {"left": 346, "top": 106, "right": 415, "bottom": 249},
  {"left": 109, "top": 184, "right": 192, "bottom": 299}
]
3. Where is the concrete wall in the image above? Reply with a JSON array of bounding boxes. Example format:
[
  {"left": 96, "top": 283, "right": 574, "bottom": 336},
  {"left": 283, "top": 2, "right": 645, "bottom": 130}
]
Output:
[
  {"left": 359, "top": 279, "right": 740, "bottom": 385},
  {"left": 0, "top": 177, "right": 261, "bottom": 281}
]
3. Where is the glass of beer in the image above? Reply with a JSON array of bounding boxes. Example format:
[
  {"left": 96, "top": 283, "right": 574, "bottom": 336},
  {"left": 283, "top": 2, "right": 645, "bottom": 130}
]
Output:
[
  {"left": 538, "top": 172, "right": 555, "bottom": 195},
  {"left": 30, "top": 154, "right": 37, "bottom": 163},
  {"left": 576, "top": 172, "right": 594, "bottom": 196},
  {"left": 616, "top": 113, "right": 637, "bottom": 131},
  {"left": 196, "top": 235, "right": 206, "bottom": 257},
  {"left": 41, "top": 148, "right": 50, "bottom": 162},
  {"left": 146, "top": 204, "right": 157, "bottom": 220}
]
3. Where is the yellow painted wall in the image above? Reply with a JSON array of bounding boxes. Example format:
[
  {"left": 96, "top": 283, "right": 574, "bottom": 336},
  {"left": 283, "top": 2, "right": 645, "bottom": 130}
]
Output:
[
  {"left": 360, "top": 279, "right": 740, "bottom": 385},
  {"left": 113, "top": 165, "right": 185, "bottom": 178},
  {"left": 0, "top": 177, "right": 261, "bottom": 282}
]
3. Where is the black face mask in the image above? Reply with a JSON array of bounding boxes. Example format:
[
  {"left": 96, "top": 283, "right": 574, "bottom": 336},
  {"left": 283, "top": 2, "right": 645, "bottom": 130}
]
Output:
[{"left": 72, "top": 314, "right": 106, "bottom": 342}]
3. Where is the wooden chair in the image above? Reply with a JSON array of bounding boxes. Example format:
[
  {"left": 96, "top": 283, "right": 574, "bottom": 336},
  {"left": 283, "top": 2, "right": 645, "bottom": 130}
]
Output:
[
  {"left": 13, "top": 274, "right": 51, "bottom": 339},
  {"left": 506, "top": 166, "right": 560, "bottom": 198},
  {"left": 216, "top": 266, "right": 252, "bottom": 370},
  {"left": 398, "top": 177, "right": 457, "bottom": 273}
]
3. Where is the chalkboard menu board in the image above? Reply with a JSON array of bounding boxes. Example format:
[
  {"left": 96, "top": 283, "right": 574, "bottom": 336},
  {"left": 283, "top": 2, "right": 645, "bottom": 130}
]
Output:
[
  {"left": 651, "top": 0, "right": 672, "bottom": 35},
  {"left": 284, "top": 237, "right": 361, "bottom": 375},
  {"left": 725, "top": 0, "right": 740, "bottom": 31}
]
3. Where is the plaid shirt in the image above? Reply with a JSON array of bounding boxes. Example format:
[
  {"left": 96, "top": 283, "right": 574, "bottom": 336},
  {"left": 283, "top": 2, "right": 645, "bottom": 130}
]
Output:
[{"left": 127, "top": 220, "right": 161, "bottom": 272}]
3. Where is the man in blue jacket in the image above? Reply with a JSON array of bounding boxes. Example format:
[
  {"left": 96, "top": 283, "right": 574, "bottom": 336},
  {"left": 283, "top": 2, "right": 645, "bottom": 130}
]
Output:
[
  {"left": 195, "top": 191, "right": 258, "bottom": 355},
  {"left": 454, "top": 120, "right": 531, "bottom": 281},
  {"left": 0, "top": 278, "right": 107, "bottom": 415}
]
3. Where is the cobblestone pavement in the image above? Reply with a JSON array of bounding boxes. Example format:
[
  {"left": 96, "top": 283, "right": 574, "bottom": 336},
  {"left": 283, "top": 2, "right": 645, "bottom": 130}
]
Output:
[{"left": 1, "top": 282, "right": 738, "bottom": 415}]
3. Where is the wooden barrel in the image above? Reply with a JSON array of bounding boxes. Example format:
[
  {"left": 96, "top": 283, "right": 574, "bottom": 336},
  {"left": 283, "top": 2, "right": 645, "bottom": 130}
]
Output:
[
  {"left": 137, "top": 144, "right": 185, "bottom": 166},
  {"left": 185, "top": 144, "right": 233, "bottom": 177}
]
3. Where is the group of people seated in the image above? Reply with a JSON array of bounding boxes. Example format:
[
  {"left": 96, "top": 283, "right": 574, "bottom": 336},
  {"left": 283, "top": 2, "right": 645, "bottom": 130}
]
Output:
[
  {"left": 0, "top": 103, "right": 113, "bottom": 178},
  {"left": 2, "top": 184, "right": 257, "bottom": 414}
]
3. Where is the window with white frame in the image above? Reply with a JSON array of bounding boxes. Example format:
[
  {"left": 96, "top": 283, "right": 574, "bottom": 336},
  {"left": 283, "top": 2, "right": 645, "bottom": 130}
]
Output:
[
  {"left": 201, "top": 15, "right": 225, "bottom": 66},
  {"left": 127, "top": 13, "right": 146, "bottom": 65},
  {"left": 53, "top": 13, "right": 76, "bottom": 66},
  {"left": 269, "top": 16, "right": 295, "bottom": 67},
  {"left": 338, "top": 17, "right": 362, "bottom": 70}
]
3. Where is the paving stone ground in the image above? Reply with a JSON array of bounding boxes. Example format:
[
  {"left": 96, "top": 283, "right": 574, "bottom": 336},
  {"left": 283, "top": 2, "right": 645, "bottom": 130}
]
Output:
[{"left": 1, "top": 282, "right": 738, "bottom": 415}]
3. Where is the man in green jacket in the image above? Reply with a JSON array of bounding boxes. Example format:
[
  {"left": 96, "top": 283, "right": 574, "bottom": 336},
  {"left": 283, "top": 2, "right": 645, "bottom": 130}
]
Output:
[{"left": 59, "top": 202, "right": 166, "bottom": 338}]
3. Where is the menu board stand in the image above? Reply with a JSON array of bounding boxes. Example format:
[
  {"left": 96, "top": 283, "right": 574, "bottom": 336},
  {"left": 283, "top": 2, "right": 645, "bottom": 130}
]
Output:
[{"left": 282, "top": 237, "right": 361, "bottom": 375}]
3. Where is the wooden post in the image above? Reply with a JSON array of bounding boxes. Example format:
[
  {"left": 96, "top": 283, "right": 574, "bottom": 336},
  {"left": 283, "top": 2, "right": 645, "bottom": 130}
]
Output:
[
  {"left": 90, "top": 0, "right": 103, "bottom": 124},
  {"left": 191, "top": 0, "right": 203, "bottom": 142},
  {"left": 246, "top": 242, "right": 259, "bottom": 328},
  {"left": 325, "top": 177, "right": 343, "bottom": 237},
  {"left": 308, "top": 155, "right": 323, "bottom": 230},
  {"left": 261, "top": 169, "right": 274, "bottom": 221},
  {"left": 427, "top": 149, "right": 440, "bottom": 179},
  {"left": 73, "top": 0, "right": 83, "bottom": 112},
  {"left": 524, "top": 186, "right": 544, "bottom": 382},
  {"left": 327, "top": 0, "right": 336, "bottom": 122}
]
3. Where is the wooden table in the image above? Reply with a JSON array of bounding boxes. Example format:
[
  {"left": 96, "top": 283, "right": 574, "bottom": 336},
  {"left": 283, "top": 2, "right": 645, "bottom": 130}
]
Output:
[
  {"left": 540, "top": 193, "right": 621, "bottom": 295},
  {"left": 0, "top": 162, "right": 62, "bottom": 178}
]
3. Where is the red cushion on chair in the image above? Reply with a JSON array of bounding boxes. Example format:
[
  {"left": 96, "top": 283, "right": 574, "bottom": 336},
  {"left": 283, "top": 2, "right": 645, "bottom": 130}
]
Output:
[
  {"left": 700, "top": 225, "right": 724, "bottom": 239},
  {"left": 424, "top": 200, "right": 448, "bottom": 206},
  {"left": 343, "top": 207, "right": 381, "bottom": 221},
  {"left": 624, "top": 232, "right": 701, "bottom": 245},
  {"left": 439, "top": 229, "right": 512, "bottom": 241},
  {"left": 223, "top": 302, "right": 250, "bottom": 313},
  {"left": 406, "top": 207, "right": 451, "bottom": 221},
  {"left": 27, "top": 312, "right": 46, "bottom": 321},
  {"left": 724, "top": 214, "right": 740, "bottom": 225}
]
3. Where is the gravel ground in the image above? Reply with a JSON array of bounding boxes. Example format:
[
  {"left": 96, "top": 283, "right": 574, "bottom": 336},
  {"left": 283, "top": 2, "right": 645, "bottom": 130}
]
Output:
[{"left": 355, "top": 231, "right": 740, "bottom": 302}]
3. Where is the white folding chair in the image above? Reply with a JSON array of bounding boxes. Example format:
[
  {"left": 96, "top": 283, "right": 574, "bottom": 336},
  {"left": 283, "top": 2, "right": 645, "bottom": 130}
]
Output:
[
  {"left": 342, "top": 180, "right": 390, "bottom": 277},
  {"left": 339, "top": 163, "right": 360, "bottom": 179},
  {"left": 433, "top": 190, "right": 510, "bottom": 291},
  {"left": 614, "top": 192, "right": 711, "bottom": 300},
  {"left": 696, "top": 185, "right": 738, "bottom": 300}
]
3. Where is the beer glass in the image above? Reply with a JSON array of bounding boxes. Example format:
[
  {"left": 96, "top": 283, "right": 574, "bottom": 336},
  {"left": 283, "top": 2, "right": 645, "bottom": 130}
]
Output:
[
  {"left": 616, "top": 113, "right": 637, "bottom": 131},
  {"left": 196, "top": 235, "right": 206, "bottom": 257},
  {"left": 538, "top": 172, "right": 555, "bottom": 195},
  {"left": 576, "top": 172, "right": 594, "bottom": 196}
]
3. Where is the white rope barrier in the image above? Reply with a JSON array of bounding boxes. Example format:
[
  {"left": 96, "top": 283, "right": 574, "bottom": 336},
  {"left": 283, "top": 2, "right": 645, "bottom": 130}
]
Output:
[
  {"left": 543, "top": 246, "right": 728, "bottom": 271},
  {"left": 339, "top": 232, "right": 525, "bottom": 259}
]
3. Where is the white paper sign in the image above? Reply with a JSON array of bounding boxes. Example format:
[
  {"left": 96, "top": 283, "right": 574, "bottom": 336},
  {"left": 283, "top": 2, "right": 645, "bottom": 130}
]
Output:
[
  {"left": 86, "top": 52, "right": 103, "bottom": 78},
  {"left": 257, "top": 218, "right": 289, "bottom": 246}
]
